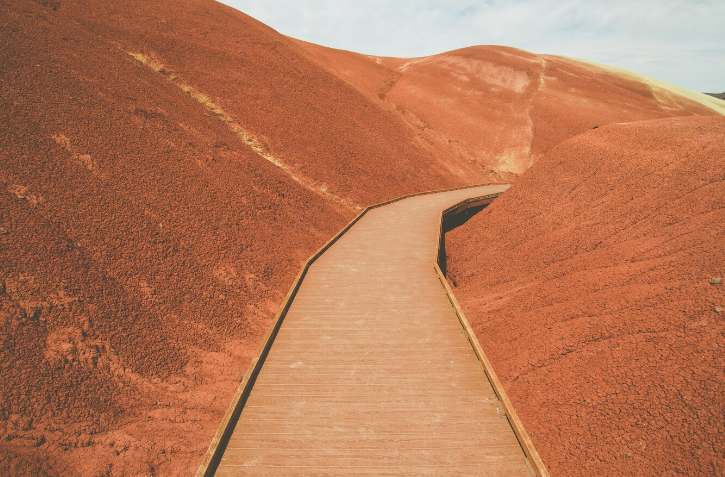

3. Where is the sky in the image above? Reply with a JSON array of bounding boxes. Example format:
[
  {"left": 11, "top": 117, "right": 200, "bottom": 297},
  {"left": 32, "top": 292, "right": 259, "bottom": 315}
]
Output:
[{"left": 217, "top": 0, "right": 724, "bottom": 93}]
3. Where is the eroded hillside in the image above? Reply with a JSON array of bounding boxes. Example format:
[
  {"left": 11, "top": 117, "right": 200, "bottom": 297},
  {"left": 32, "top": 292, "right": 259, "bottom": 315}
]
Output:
[
  {"left": 296, "top": 41, "right": 723, "bottom": 178},
  {"left": 0, "top": 0, "right": 478, "bottom": 474},
  {"left": 446, "top": 116, "right": 725, "bottom": 476}
]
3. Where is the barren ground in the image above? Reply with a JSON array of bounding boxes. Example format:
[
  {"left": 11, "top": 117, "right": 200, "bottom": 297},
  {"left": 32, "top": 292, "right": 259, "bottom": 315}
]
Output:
[{"left": 446, "top": 116, "right": 725, "bottom": 476}]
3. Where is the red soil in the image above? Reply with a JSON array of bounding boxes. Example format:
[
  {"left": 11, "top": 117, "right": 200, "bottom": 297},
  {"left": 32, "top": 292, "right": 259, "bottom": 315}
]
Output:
[
  {"left": 446, "top": 116, "right": 725, "bottom": 476},
  {"left": 294, "top": 42, "right": 721, "bottom": 178},
  {"left": 1, "top": 0, "right": 471, "bottom": 474},
  {"left": 0, "top": 0, "right": 722, "bottom": 475}
]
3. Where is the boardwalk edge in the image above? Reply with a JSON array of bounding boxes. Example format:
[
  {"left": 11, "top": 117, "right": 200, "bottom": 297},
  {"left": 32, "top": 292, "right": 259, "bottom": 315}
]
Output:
[{"left": 435, "top": 196, "right": 551, "bottom": 477}]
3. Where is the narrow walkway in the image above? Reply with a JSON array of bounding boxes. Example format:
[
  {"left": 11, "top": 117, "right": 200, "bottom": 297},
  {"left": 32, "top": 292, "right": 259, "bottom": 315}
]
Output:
[{"left": 216, "top": 185, "right": 531, "bottom": 476}]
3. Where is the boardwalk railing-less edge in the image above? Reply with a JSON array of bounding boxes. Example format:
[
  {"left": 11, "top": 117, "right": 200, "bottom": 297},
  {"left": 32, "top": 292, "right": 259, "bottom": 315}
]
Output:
[
  {"left": 435, "top": 196, "right": 549, "bottom": 477},
  {"left": 196, "top": 184, "right": 549, "bottom": 477}
]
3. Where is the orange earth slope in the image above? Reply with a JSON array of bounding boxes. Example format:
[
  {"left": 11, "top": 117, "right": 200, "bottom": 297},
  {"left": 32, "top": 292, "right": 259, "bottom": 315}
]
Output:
[
  {"left": 294, "top": 41, "right": 723, "bottom": 178},
  {"left": 1, "top": 0, "right": 723, "bottom": 475},
  {"left": 0, "top": 0, "right": 477, "bottom": 474},
  {"left": 446, "top": 116, "right": 725, "bottom": 477}
]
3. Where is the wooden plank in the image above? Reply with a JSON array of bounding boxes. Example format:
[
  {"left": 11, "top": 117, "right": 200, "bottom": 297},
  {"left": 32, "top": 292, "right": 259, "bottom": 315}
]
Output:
[
  {"left": 219, "top": 447, "right": 526, "bottom": 466},
  {"left": 215, "top": 463, "right": 532, "bottom": 477},
  {"left": 237, "top": 394, "right": 497, "bottom": 408}
]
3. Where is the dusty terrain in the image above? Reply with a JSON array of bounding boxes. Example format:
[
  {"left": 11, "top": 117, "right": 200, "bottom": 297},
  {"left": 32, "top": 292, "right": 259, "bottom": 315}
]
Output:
[
  {"left": 1, "top": 0, "right": 470, "bottom": 474},
  {"left": 295, "top": 41, "right": 723, "bottom": 178},
  {"left": 0, "top": 0, "right": 723, "bottom": 475},
  {"left": 446, "top": 116, "right": 725, "bottom": 476}
]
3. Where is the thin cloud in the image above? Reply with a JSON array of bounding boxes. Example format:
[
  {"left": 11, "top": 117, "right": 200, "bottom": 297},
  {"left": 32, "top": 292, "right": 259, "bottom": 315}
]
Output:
[{"left": 218, "top": 0, "right": 725, "bottom": 92}]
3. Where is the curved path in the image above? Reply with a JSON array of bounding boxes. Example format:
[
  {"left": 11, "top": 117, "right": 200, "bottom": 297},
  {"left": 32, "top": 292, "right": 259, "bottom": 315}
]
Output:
[{"left": 202, "top": 185, "right": 543, "bottom": 476}]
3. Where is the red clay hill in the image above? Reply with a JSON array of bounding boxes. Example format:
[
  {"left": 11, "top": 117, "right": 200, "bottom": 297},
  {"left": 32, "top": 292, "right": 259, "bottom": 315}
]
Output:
[
  {"left": 446, "top": 116, "right": 725, "bottom": 476},
  {"left": 294, "top": 40, "right": 723, "bottom": 178},
  {"left": 0, "top": 0, "right": 722, "bottom": 475}
]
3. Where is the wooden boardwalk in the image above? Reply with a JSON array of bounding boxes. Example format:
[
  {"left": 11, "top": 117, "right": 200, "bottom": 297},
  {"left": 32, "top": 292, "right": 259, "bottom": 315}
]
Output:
[{"left": 208, "top": 185, "right": 539, "bottom": 476}]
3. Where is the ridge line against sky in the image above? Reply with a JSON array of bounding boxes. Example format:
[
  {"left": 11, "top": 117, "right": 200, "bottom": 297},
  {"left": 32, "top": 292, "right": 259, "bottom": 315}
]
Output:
[{"left": 217, "top": 0, "right": 724, "bottom": 93}]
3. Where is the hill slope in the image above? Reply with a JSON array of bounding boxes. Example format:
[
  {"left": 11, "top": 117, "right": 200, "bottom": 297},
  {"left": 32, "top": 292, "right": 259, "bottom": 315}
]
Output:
[
  {"left": 294, "top": 41, "right": 724, "bottom": 178},
  {"left": 446, "top": 115, "right": 725, "bottom": 476},
  {"left": 0, "top": 0, "right": 479, "bottom": 475}
]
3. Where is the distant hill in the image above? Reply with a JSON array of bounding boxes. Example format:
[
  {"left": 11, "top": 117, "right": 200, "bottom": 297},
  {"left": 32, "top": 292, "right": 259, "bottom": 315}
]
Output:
[
  {"left": 706, "top": 92, "right": 725, "bottom": 100},
  {"left": 295, "top": 41, "right": 724, "bottom": 177}
]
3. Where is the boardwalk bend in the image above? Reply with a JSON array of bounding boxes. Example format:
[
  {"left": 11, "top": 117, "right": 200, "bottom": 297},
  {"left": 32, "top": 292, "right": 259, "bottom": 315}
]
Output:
[{"left": 198, "top": 184, "right": 549, "bottom": 477}]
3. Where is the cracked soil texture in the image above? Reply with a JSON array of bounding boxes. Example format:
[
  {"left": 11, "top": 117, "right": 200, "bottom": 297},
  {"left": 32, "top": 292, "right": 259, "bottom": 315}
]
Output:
[{"left": 0, "top": 0, "right": 471, "bottom": 474}]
